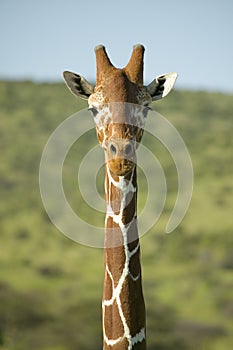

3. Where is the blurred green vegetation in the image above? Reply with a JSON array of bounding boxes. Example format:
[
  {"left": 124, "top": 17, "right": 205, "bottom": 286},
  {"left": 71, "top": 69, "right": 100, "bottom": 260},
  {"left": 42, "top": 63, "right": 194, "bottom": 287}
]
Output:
[{"left": 0, "top": 80, "right": 233, "bottom": 350}]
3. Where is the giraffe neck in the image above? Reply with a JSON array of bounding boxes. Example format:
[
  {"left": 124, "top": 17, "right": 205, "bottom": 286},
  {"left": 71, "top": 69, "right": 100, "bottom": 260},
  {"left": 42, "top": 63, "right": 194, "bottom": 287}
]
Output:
[{"left": 103, "top": 164, "right": 146, "bottom": 350}]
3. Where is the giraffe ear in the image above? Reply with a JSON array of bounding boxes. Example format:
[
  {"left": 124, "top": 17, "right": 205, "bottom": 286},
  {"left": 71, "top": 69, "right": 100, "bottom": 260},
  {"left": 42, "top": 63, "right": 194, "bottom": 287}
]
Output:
[
  {"left": 146, "top": 72, "right": 178, "bottom": 101},
  {"left": 63, "top": 71, "right": 94, "bottom": 100}
]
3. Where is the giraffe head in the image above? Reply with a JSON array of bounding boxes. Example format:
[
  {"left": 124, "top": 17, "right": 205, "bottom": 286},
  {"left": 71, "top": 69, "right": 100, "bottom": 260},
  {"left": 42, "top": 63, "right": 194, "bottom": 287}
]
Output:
[{"left": 63, "top": 45, "right": 177, "bottom": 176}]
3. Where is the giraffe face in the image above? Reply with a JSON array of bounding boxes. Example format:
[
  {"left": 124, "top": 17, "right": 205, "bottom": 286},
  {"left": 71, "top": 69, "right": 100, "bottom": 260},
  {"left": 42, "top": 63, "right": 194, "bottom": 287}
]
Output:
[
  {"left": 90, "top": 101, "right": 150, "bottom": 176},
  {"left": 63, "top": 44, "right": 177, "bottom": 176},
  {"left": 88, "top": 71, "right": 152, "bottom": 176}
]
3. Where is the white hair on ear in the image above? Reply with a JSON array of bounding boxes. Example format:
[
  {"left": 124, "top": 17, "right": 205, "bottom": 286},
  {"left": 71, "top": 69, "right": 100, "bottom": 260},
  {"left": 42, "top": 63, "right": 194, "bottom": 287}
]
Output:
[
  {"left": 161, "top": 72, "right": 178, "bottom": 98},
  {"left": 147, "top": 72, "right": 178, "bottom": 101}
]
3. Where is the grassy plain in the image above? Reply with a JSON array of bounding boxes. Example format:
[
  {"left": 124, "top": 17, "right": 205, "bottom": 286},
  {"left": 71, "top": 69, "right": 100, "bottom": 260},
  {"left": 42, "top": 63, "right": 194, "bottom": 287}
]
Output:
[{"left": 0, "top": 81, "right": 232, "bottom": 349}]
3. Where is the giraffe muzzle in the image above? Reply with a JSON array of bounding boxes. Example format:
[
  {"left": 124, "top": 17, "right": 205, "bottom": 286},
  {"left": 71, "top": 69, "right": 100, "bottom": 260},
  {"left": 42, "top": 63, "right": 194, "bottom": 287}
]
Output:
[{"left": 106, "top": 139, "right": 136, "bottom": 176}]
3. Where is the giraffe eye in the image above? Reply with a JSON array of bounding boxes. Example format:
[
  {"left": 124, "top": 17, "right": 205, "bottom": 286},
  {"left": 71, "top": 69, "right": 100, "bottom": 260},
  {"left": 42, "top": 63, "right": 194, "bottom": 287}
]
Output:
[
  {"left": 142, "top": 105, "right": 151, "bottom": 117},
  {"left": 88, "top": 107, "right": 98, "bottom": 117}
]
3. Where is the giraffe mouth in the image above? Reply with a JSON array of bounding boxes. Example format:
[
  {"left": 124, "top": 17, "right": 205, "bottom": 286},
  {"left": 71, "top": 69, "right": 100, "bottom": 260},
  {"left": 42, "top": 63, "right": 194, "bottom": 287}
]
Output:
[{"left": 108, "top": 158, "right": 135, "bottom": 176}]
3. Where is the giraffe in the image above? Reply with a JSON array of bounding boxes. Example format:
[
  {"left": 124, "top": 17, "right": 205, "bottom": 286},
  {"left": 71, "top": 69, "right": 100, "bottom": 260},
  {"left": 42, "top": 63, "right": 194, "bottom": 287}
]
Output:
[{"left": 63, "top": 44, "right": 177, "bottom": 350}]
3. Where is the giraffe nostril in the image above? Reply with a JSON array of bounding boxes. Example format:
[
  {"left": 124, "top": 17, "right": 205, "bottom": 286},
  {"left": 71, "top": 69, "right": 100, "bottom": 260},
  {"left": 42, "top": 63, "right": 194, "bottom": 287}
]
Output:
[
  {"left": 109, "top": 143, "right": 117, "bottom": 155},
  {"left": 124, "top": 143, "right": 133, "bottom": 156}
]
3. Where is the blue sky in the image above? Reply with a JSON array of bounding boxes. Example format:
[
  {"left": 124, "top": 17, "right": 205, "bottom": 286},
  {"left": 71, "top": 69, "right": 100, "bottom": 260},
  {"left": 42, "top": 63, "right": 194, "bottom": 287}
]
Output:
[{"left": 0, "top": 0, "right": 232, "bottom": 92}]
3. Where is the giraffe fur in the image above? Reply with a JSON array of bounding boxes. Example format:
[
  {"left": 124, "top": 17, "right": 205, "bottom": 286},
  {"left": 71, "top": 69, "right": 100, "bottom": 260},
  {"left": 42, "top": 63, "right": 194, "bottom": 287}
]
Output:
[{"left": 63, "top": 44, "right": 177, "bottom": 350}]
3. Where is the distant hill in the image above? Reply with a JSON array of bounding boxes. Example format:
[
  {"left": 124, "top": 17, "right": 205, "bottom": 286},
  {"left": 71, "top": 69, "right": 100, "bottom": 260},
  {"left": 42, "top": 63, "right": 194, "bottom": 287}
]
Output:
[{"left": 0, "top": 81, "right": 232, "bottom": 350}]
